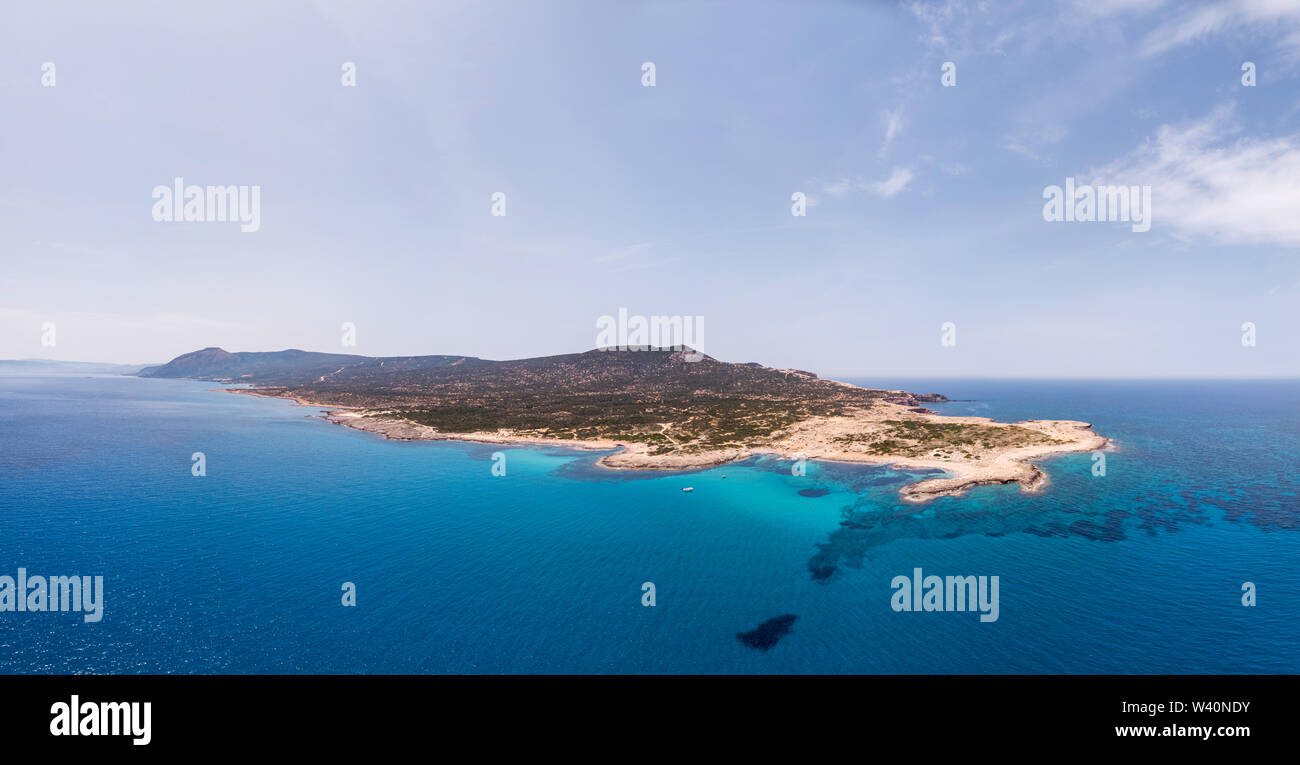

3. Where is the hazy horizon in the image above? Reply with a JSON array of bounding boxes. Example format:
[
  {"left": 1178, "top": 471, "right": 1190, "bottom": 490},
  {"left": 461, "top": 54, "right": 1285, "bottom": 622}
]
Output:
[
  {"left": 3, "top": 0, "right": 1298, "bottom": 378},
  {"left": 5, "top": 347, "right": 1299, "bottom": 381}
]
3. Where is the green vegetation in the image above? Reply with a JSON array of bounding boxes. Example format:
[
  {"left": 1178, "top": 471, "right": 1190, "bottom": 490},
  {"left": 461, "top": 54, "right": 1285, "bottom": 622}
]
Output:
[
  {"left": 380, "top": 395, "right": 823, "bottom": 454},
  {"left": 240, "top": 349, "right": 921, "bottom": 458},
  {"left": 833, "top": 419, "right": 1064, "bottom": 457},
  {"left": 191, "top": 348, "right": 958, "bottom": 459}
]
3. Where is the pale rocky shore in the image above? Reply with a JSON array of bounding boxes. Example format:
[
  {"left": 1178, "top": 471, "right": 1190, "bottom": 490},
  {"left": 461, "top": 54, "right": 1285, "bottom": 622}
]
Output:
[
  {"left": 591, "top": 403, "right": 1108, "bottom": 502},
  {"left": 229, "top": 388, "right": 1109, "bottom": 503}
]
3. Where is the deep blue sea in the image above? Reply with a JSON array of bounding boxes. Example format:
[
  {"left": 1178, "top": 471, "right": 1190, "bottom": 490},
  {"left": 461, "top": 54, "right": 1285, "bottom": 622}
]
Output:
[{"left": 0, "top": 375, "right": 1296, "bottom": 673}]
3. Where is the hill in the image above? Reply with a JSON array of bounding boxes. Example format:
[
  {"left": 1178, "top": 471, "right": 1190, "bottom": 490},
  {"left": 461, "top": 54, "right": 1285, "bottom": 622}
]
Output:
[
  {"left": 137, "top": 347, "right": 473, "bottom": 384},
  {"left": 130, "top": 345, "right": 1112, "bottom": 503}
]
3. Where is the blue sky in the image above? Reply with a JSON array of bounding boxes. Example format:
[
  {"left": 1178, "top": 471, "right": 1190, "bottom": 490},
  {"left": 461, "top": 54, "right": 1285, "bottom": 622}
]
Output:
[{"left": 1, "top": 0, "right": 1297, "bottom": 377}]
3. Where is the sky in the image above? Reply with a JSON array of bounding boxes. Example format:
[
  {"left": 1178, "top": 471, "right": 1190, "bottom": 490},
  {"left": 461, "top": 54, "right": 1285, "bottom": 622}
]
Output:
[{"left": 1, "top": 0, "right": 1297, "bottom": 377}]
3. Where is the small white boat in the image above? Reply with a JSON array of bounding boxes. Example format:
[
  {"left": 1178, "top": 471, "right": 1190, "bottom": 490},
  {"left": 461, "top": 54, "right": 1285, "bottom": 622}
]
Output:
[{"left": 682, "top": 487, "right": 694, "bottom": 492}]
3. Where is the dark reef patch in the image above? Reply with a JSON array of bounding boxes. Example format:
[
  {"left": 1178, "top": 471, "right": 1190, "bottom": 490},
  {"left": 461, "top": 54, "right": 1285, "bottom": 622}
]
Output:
[
  {"left": 806, "top": 489, "right": 1149, "bottom": 582},
  {"left": 798, "top": 488, "right": 830, "bottom": 497},
  {"left": 1068, "top": 516, "right": 1126, "bottom": 542},
  {"left": 737, "top": 614, "right": 798, "bottom": 651},
  {"left": 809, "top": 565, "right": 837, "bottom": 581}
]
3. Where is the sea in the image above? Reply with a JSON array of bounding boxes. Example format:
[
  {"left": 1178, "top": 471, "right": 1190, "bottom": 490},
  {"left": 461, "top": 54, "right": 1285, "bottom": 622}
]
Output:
[{"left": 0, "top": 374, "right": 1296, "bottom": 673}]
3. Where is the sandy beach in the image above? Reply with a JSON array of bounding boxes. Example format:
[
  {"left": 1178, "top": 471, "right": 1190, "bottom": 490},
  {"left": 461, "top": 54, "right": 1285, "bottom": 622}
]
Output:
[{"left": 230, "top": 389, "right": 1108, "bottom": 503}]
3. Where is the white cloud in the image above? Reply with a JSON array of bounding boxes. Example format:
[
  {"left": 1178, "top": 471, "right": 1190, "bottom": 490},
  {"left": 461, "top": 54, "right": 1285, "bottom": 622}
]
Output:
[
  {"left": 1091, "top": 103, "right": 1300, "bottom": 246},
  {"left": 815, "top": 167, "right": 914, "bottom": 201},
  {"left": 871, "top": 168, "right": 914, "bottom": 198},
  {"left": 1076, "top": 0, "right": 1168, "bottom": 19},
  {"left": 911, "top": 0, "right": 1300, "bottom": 67},
  {"left": 1004, "top": 123, "right": 1068, "bottom": 162},
  {"left": 1004, "top": 138, "right": 1040, "bottom": 161},
  {"left": 908, "top": 0, "right": 974, "bottom": 51},
  {"left": 881, "top": 107, "right": 905, "bottom": 154},
  {"left": 822, "top": 178, "right": 855, "bottom": 198},
  {"left": 1140, "top": 0, "right": 1300, "bottom": 57}
]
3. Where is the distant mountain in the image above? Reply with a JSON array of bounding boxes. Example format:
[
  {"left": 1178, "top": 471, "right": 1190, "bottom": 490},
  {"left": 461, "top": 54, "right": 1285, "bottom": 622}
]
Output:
[
  {"left": 0, "top": 359, "right": 150, "bottom": 376},
  {"left": 138, "top": 346, "right": 948, "bottom": 446},
  {"left": 137, "top": 346, "right": 949, "bottom": 403},
  {"left": 137, "top": 347, "right": 477, "bottom": 384}
]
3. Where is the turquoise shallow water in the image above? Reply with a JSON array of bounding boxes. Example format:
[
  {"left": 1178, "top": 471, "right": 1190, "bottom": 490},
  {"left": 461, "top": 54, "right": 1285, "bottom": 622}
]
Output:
[{"left": 0, "top": 375, "right": 1296, "bottom": 673}]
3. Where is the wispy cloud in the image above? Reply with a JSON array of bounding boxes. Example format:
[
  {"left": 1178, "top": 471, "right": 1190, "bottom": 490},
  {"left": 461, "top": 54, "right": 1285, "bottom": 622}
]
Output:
[
  {"left": 1075, "top": 0, "right": 1168, "bottom": 20},
  {"left": 872, "top": 168, "right": 914, "bottom": 198},
  {"left": 881, "top": 107, "right": 905, "bottom": 155},
  {"left": 1004, "top": 123, "right": 1068, "bottom": 162},
  {"left": 908, "top": 0, "right": 980, "bottom": 52},
  {"left": 821, "top": 178, "right": 857, "bottom": 198},
  {"left": 1091, "top": 103, "right": 1300, "bottom": 246},
  {"left": 1139, "top": 0, "right": 1300, "bottom": 57},
  {"left": 818, "top": 167, "right": 914, "bottom": 200},
  {"left": 915, "top": 0, "right": 1300, "bottom": 63}
]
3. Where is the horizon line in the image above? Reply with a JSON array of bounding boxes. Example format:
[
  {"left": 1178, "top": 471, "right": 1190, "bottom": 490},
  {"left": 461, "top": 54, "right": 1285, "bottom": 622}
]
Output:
[{"left": 5, "top": 357, "right": 1297, "bottom": 382}]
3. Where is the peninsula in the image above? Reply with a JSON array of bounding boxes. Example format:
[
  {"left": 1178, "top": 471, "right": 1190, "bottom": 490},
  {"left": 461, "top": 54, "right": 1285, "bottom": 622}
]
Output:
[{"left": 138, "top": 346, "right": 1108, "bottom": 502}]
